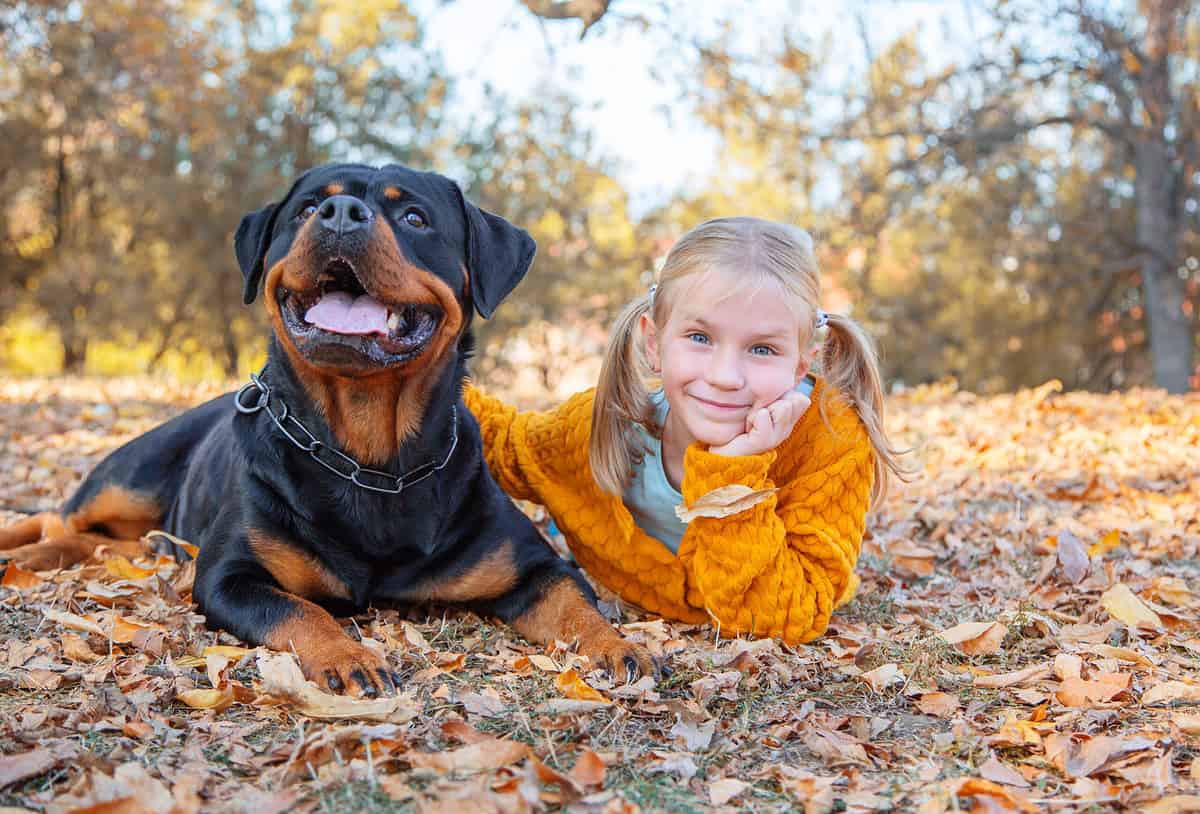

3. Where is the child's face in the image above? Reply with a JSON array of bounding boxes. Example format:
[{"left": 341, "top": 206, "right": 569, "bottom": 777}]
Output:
[{"left": 643, "top": 270, "right": 809, "bottom": 450}]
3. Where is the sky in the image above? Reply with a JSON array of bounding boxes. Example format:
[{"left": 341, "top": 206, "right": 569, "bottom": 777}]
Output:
[{"left": 419, "top": 0, "right": 979, "bottom": 215}]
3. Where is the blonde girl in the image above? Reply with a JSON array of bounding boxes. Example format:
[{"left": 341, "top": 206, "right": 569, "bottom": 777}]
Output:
[{"left": 465, "top": 217, "right": 907, "bottom": 645}]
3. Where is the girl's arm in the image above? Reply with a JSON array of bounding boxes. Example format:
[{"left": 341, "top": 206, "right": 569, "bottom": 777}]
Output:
[
  {"left": 462, "top": 384, "right": 591, "bottom": 503},
  {"left": 675, "top": 402, "right": 874, "bottom": 645}
]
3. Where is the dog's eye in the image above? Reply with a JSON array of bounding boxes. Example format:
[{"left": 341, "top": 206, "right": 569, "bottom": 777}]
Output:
[
  {"left": 295, "top": 204, "right": 317, "bottom": 221},
  {"left": 403, "top": 210, "right": 427, "bottom": 229}
]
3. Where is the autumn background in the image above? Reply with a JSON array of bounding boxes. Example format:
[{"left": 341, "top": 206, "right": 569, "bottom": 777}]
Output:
[{"left": 0, "top": 2, "right": 1198, "bottom": 813}]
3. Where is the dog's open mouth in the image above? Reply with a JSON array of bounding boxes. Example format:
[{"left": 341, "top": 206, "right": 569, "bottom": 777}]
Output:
[{"left": 278, "top": 258, "right": 442, "bottom": 365}]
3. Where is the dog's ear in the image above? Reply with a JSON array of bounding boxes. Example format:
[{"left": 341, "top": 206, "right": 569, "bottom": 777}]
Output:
[
  {"left": 453, "top": 184, "right": 536, "bottom": 319},
  {"left": 235, "top": 202, "right": 280, "bottom": 305}
]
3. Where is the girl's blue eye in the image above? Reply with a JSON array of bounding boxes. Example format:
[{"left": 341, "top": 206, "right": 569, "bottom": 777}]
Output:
[
  {"left": 751, "top": 345, "right": 777, "bottom": 356},
  {"left": 687, "top": 332, "right": 710, "bottom": 344}
]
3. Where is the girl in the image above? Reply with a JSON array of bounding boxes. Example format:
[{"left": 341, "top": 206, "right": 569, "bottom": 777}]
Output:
[{"left": 465, "top": 217, "right": 907, "bottom": 645}]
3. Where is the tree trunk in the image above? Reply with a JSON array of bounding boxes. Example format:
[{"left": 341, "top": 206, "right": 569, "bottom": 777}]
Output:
[
  {"left": 61, "top": 336, "right": 86, "bottom": 373},
  {"left": 1134, "top": 139, "right": 1191, "bottom": 393}
]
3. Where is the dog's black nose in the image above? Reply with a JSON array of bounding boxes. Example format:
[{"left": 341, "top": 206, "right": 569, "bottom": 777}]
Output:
[{"left": 318, "top": 195, "right": 373, "bottom": 235}]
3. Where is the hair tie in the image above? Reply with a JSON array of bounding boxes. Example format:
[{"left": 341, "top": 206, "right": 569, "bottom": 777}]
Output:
[
  {"left": 648, "top": 284, "right": 658, "bottom": 307},
  {"left": 815, "top": 309, "right": 829, "bottom": 329}
]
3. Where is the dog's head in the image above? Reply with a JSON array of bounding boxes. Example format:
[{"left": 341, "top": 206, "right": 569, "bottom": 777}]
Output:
[{"left": 236, "top": 163, "right": 534, "bottom": 377}]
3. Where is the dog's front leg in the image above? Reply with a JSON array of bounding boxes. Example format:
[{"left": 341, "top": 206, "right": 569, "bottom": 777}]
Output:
[
  {"left": 196, "top": 558, "right": 398, "bottom": 697},
  {"left": 502, "top": 567, "right": 664, "bottom": 683}
]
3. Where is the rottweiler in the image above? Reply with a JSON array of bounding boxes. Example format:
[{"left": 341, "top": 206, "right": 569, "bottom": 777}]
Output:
[{"left": 0, "top": 163, "right": 659, "bottom": 696}]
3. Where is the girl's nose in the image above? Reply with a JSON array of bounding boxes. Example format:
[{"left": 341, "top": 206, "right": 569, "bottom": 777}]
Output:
[{"left": 705, "top": 349, "right": 744, "bottom": 390}]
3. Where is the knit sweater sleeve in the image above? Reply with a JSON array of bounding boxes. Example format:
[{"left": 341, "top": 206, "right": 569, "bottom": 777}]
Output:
[
  {"left": 461, "top": 384, "right": 592, "bottom": 504},
  {"left": 675, "top": 394, "right": 874, "bottom": 645}
]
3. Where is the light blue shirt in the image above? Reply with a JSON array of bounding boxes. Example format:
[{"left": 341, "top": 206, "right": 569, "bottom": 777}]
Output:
[{"left": 622, "top": 376, "right": 815, "bottom": 553}]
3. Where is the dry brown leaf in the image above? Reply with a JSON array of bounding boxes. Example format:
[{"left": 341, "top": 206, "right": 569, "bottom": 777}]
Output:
[
  {"left": 1139, "top": 796, "right": 1200, "bottom": 814},
  {"left": 948, "top": 778, "right": 1037, "bottom": 813},
  {"left": 61, "top": 633, "right": 100, "bottom": 663},
  {"left": 41, "top": 608, "right": 105, "bottom": 637},
  {"left": 916, "top": 692, "right": 960, "bottom": 718},
  {"left": 569, "top": 750, "right": 606, "bottom": 788},
  {"left": 1, "top": 563, "right": 42, "bottom": 589},
  {"left": 972, "top": 662, "right": 1053, "bottom": 689},
  {"left": 674, "top": 484, "right": 777, "bottom": 523},
  {"left": 708, "top": 777, "right": 749, "bottom": 806},
  {"left": 0, "top": 748, "right": 58, "bottom": 790},
  {"left": 858, "top": 662, "right": 905, "bottom": 692},
  {"left": 1056, "top": 672, "right": 1130, "bottom": 707},
  {"left": 1142, "top": 680, "right": 1200, "bottom": 705},
  {"left": 1174, "top": 713, "right": 1200, "bottom": 735},
  {"left": 938, "top": 621, "right": 1007, "bottom": 655},
  {"left": 1100, "top": 583, "right": 1163, "bottom": 629},
  {"left": 408, "top": 738, "right": 528, "bottom": 773},
  {"left": 1054, "top": 530, "right": 1090, "bottom": 583},
  {"left": 255, "top": 652, "right": 417, "bottom": 723},
  {"left": 979, "top": 755, "right": 1031, "bottom": 788}
]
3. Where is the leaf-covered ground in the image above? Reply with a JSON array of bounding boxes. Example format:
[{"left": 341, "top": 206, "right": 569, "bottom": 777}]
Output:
[{"left": 0, "top": 376, "right": 1197, "bottom": 813}]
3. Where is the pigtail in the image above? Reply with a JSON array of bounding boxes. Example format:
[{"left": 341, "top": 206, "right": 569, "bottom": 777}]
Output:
[
  {"left": 818, "top": 312, "right": 913, "bottom": 508},
  {"left": 590, "top": 293, "right": 656, "bottom": 495}
]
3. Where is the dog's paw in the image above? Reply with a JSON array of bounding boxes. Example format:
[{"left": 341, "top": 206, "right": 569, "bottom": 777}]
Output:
[
  {"left": 579, "top": 631, "right": 667, "bottom": 684},
  {"left": 296, "top": 640, "right": 400, "bottom": 698}
]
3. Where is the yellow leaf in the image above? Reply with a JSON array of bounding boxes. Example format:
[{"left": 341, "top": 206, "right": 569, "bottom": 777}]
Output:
[
  {"left": 177, "top": 687, "right": 234, "bottom": 711},
  {"left": 1088, "top": 529, "right": 1121, "bottom": 558},
  {"left": 203, "top": 645, "right": 256, "bottom": 660},
  {"left": 1100, "top": 584, "right": 1163, "bottom": 629},
  {"left": 104, "top": 556, "right": 157, "bottom": 581},
  {"left": 675, "top": 485, "right": 777, "bottom": 522},
  {"left": 555, "top": 668, "right": 609, "bottom": 702}
]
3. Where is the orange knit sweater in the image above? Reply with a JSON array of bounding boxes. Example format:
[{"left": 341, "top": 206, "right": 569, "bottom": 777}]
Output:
[{"left": 463, "top": 378, "right": 874, "bottom": 645}]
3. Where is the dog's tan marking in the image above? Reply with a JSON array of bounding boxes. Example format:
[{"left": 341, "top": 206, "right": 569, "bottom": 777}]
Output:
[
  {"left": 417, "top": 541, "right": 518, "bottom": 602},
  {"left": 324, "top": 183, "right": 344, "bottom": 196},
  {"left": 249, "top": 532, "right": 351, "bottom": 601},
  {"left": 383, "top": 186, "right": 402, "bottom": 200}
]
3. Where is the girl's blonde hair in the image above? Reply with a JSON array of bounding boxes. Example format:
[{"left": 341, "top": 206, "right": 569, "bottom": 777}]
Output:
[{"left": 590, "top": 216, "right": 909, "bottom": 507}]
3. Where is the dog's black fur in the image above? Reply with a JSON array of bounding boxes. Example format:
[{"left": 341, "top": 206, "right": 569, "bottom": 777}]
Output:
[{"left": 0, "top": 164, "right": 657, "bottom": 695}]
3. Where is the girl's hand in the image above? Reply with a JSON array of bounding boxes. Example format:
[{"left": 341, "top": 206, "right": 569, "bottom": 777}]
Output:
[{"left": 710, "top": 389, "right": 810, "bottom": 457}]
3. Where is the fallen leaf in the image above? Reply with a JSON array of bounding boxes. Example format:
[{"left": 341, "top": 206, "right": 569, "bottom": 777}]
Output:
[
  {"left": 176, "top": 687, "right": 235, "bottom": 712},
  {"left": 973, "top": 662, "right": 1053, "bottom": 689},
  {"left": 858, "top": 662, "right": 905, "bottom": 692},
  {"left": 916, "top": 692, "right": 960, "bottom": 718},
  {"left": 1, "top": 563, "right": 42, "bottom": 589},
  {"left": 1056, "top": 672, "right": 1130, "bottom": 707},
  {"left": 670, "top": 716, "right": 715, "bottom": 751},
  {"left": 1139, "top": 796, "right": 1200, "bottom": 814},
  {"left": 1088, "top": 529, "right": 1121, "bottom": 558},
  {"left": 256, "top": 652, "right": 417, "bottom": 723},
  {"left": 1142, "top": 680, "right": 1200, "bottom": 705},
  {"left": 938, "top": 621, "right": 1007, "bottom": 655},
  {"left": 675, "top": 484, "right": 777, "bottom": 522},
  {"left": 1100, "top": 583, "right": 1163, "bottom": 629},
  {"left": 555, "top": 668, "right": 608, "bottom": 703},
  {"left": 708, "top": 777, "right": 748, "bottom": 806},
  {"left": 1054, "top": 530, "right": 1090, "bottom": 583},
  {"left": 979, "top": 755, "right": 1030, "bottom": 788},
  {"left": 0, "top": 748, "right": 57, "bottom": 790},
  {"left": 569, "top": 750, "right": 606, "bottom": 788},
  {"left": 41, "top": 608, "right": 105, "bottom": 637},
  {"left": 104, "top": 556, "right": 157, "bottom": 581},
  {"left": 1054, "top": 653, "right": 1083, "bottom": 680},
  {"left": 408, "top": 739, "right": 528, "bottom": 773}
]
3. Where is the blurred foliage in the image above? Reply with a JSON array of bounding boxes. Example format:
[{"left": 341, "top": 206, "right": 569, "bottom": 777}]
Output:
[{"left": 1, "top": 0, "right": 1197, "bottom": 394}]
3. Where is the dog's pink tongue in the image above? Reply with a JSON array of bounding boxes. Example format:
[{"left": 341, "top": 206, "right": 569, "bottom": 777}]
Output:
[{"left": 304, "top": 291, "right": 389, "bottom": 335}]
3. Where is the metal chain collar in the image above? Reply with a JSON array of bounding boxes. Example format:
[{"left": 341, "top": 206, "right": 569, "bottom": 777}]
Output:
[{"left": 234, "top": 370, "right": 458, "bottom": 495}]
